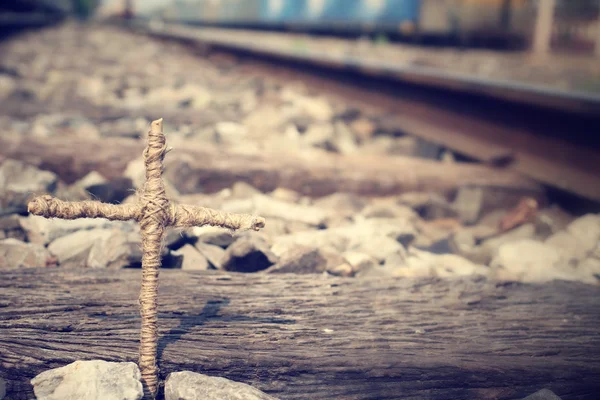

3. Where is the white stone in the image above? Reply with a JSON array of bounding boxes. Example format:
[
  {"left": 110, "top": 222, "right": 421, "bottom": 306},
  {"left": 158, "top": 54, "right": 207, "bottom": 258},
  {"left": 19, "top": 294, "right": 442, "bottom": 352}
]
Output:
[
  {"left": 301, "top": 124, "right": 334, "bottom": 149},
  {"left": 243, "top": 105, "right": 287, "bottom": 133},
  {"left": 271, "top": 230, "right": 348, "bottom": 257},
  {"left": 392, "top": 248, "right": 488, "bottom": 279},
  {"left": 545, "top": 231, "right": 587, "bottom": 267},
  {"left": 214, "top": 122, "right": 248, "bottom": 144},
  {"left": 0, "top": 74, "right": 16, "bottom": 100},
  {"left": 332, "top": 121, "right": 358, "bottom": 155},
  {"left": 565, "top": 214, "right": 600, "bottom": 257},
  {"left": 577, "top": 257, "right": 600, "bottom": 284},
  {"left": 75, "top": 171, "right": 108, "bottom": 190},
  {"left": 77, "top": 77, "right": 106, "bottom": 102},
  {"left": 48, "top": 228, "right": 131, "bottom": 268},
  {"left": 347, "top": 235, "right": 405, "bottom": 263},
  {"left": 360, "top": 203, "right": 418, "bottom": 221},
  {"left": 174, "top": 245, "right": 210, "bottom": 271},
  {"left": 229, "top": 182, "right": 262, "bottom": 199},
  {"left": 189, "top": 225, "right": 236, "bottom": 248},
  {"left": 0, "top": 159, "right": 58, "bottom": 194},
  {"left": 312, "top": 192, "right": 366, "bottom": 216},
  {"left": 343, "top": 251, "right": 378, "bottom": 273},
  {"left": 521, "top": 389, "right": 562, "bottom": 400},
  {"left": 165, "top": 371, "right": 277, "bottom": 400},
  {"left": 541, "top": 214, "right": 600, "bottom": 272},
  {"left": 0, "top": 238, "right": 53, "bottom": 268},
  {"left": 146, "top": 84, "right": 211, "bottom": 110},
  {"left": 349, "top": 117, "right": 375, "bottom": 141},
  {"left": 490, "top": 239, "right": 570, "bottom": 283},
  {"left": 480, "top": 223, "right": 537, "bottom": 255},
  {"left": 271, "top": 216, "right": 416, "bottom": 260},
  {"left": 221, "top": 194, "right": 328, "bottom": 227},
  {"left": 195, "top": 242, "right": 225, "bottom": 269},
  {"left": 280, "top": 88, "right": 333, "bottom": 122},
  {"left": 31, "top": 360, "right": 143, "bottom": 400},
  {"left": 361, "top": 135, "right": 419, "bottom": 156},
  {"left": 345, "top": 217, "right": 417, "bottom": 247},
  {"left": 22, "top": 215, "right": 133, "bottom": 245},
  {"left": 269, "top": 187, "right": 301, "bottom": 203}
]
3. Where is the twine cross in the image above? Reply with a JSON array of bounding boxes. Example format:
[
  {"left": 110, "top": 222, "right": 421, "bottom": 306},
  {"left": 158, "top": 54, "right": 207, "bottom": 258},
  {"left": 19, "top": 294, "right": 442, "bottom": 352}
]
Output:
[{"left": 27, "top": 118, "right": 266, "bottom": 399}]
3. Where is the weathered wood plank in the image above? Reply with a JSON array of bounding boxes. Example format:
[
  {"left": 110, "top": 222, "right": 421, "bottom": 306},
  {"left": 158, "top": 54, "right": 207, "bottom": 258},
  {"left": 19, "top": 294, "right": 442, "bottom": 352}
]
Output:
[
  {"left": 1, "top": 269, "right": 599, "bottom": 399},
  {"left": 0, "top": 134, "right": 543, "bottom": 198}
]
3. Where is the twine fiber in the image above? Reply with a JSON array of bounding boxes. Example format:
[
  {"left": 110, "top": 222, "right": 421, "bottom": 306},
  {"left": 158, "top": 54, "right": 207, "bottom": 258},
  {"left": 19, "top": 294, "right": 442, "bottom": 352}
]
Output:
[
  {"left": 27, "top": 118, "right": 265, "bottom": 399},
  {"left": 137, "top": 118, "right": 168, "bottom": 399}
]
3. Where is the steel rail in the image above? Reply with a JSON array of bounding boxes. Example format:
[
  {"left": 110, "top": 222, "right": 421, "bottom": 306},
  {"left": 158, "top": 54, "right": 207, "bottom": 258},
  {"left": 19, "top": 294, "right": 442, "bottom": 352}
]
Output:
[
  {"left": 137, "top": 20, "right": 600, "bottom": 116},
  {"left": 123, "top": 20, "right": 600, "bottom": 203}
]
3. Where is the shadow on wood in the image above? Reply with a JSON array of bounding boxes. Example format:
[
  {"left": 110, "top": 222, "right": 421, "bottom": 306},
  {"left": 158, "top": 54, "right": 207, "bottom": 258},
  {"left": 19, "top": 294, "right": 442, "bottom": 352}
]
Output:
[
  {"left": 157, "top": 298, "right": 296, "bottom": 362},
  {"left": 0, "top": 269, "right": 599, "bottom": 400}
]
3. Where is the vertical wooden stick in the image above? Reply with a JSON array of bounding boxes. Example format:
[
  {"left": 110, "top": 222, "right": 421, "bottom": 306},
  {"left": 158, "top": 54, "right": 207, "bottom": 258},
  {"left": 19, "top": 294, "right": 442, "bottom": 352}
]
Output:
[{"left": 138, "top": 118, "right": 169, "bottom": 398}]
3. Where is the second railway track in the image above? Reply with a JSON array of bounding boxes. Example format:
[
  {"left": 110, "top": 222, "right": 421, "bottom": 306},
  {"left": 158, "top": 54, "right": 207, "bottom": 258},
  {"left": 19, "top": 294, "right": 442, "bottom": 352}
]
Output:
[{"left": 124, "top": 20, "right": 600, "bottom": 204}]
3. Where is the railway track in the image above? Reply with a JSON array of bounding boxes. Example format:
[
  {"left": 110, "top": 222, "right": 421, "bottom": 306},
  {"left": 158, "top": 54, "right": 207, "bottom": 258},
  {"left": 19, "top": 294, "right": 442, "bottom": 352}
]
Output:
[
  {"left": 122, "top": 20, "right": 600, "bottom": 205},
  {"left": 0, "top": 22, "right": 599, "bottom": 400}
]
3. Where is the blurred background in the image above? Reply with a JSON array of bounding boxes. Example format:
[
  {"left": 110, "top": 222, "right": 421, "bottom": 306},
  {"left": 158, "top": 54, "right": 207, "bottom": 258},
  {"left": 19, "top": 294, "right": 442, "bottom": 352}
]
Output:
[
  {"left": 0, "top": 1, "right": 598, "bottom": 209},
  {"left": 3, "top": 0, "right": 599, "bottom": 55},
  {"left": 0, "top": 1, "right": 598, "bottom": 203},
  {"left": 1, "top": 4, "right": 600, "bottom": 399}
]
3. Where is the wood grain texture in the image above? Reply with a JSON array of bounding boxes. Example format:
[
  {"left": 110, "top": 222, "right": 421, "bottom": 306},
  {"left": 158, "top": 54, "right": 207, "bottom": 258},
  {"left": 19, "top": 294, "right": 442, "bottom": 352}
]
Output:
[
  {"left": 0, "top": 133, "right": 542, "bottom": 198},
  {"left": 1, "top": 269, "right": 599, "bottom": 400}
]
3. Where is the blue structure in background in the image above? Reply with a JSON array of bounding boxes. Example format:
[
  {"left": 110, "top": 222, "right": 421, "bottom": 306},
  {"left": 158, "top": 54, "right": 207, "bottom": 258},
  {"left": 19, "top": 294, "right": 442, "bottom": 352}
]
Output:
[
  {"left": 133, "top": 0, "right": 529, "bottom": 49},
  {"left": 320, "top": 0, "right": 364, "bottom": 23},
  {"left": 257, "top": 0, "right": 420, "bottom": 26},
  {"left": 318, "top": 0, "right": 420, "bottom": 25},
  {"left": 377, "top": 0, "right": 421, "bottom": 24},
  {"left": 156, "top": 0, "right": 421, "bottom": 29},
  {"left": 260, "top": 0, "right": 309, "bottom": 23}
]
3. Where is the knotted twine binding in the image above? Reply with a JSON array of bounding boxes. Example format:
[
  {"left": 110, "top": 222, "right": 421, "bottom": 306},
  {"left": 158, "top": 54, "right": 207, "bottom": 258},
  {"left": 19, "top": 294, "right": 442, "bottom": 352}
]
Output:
[{"left": 28, "top": 118, "right": 265, "bottom": 399}]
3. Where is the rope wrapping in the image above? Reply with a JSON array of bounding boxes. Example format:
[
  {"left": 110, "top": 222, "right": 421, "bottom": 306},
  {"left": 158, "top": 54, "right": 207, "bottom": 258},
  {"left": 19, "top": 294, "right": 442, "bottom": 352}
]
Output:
[{"left": 27, "top": 118, "right": 266, "bottom": 399}]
